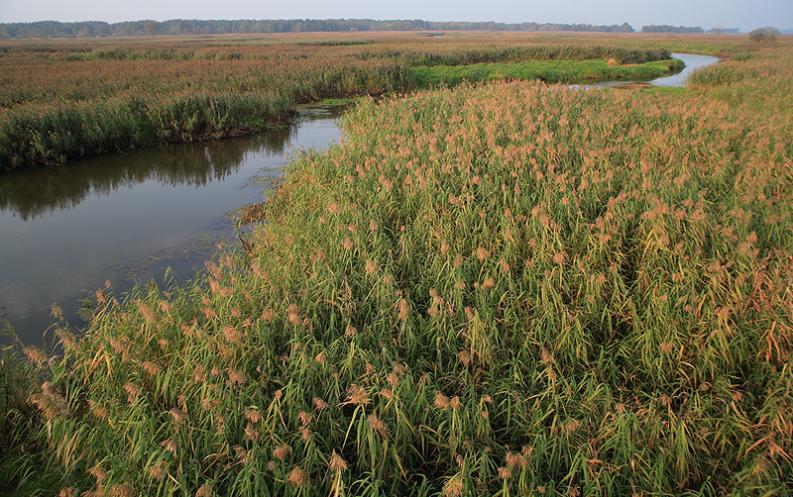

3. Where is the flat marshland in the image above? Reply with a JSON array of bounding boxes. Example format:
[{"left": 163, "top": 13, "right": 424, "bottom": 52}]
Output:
[
  {"left": 1, "top": 32, "right": 792, "bottom": 496},
  {"left": 1, "top": 32, "right": 682, "bottom": 170}
]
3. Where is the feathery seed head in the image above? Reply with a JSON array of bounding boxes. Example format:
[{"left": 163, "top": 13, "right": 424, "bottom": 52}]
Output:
[
  {"left": 344, "top": 384, "right": 370, "bottom": 406},
  {"left": 434, "top": 392, "right": 450, "bottom": 409},
  {"left": 442, "top": 476, "right": 464, "bottom": 497},
  {"left": 329, "top": 450, "right": 348, "bottom": 471},
  {"left": 273, "top": 444, "right": 292, "bottom": 461},
  {"left": 287, "top": 466, "right": 307, "bottom": 487}
]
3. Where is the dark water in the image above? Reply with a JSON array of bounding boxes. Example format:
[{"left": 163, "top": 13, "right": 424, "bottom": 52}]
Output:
[{"left": 0, "top": 108, "right": 341, "bottom": 346}]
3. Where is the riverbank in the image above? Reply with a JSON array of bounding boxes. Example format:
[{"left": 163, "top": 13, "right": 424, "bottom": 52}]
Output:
[{"left": 3, "top": 38, "right": 792, "bottom": 496}]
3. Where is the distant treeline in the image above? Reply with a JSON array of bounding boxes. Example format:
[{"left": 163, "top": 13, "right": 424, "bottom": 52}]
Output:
[
  {"left": 0, "top": 19, "right": 637, "bottom": 38},
  {"left": 641, "top": 25, "right": 705, "bottom": 34}
]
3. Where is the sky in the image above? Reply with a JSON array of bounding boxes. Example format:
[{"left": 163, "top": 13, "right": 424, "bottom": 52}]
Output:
[{"left": 0, "top": 0, "right": 791, "bottom": 31}]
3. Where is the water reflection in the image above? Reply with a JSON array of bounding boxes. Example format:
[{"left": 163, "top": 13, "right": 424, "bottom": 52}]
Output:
[
  {"left": 0, "top": 125, "right": 299, "bottom": 221},
  {"left": 0, "top": 109, "right": 341, "bottom": 345}
]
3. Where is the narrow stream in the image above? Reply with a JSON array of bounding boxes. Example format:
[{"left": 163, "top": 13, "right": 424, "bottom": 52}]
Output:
[
  {"left": 1, "top": 53, "right": 719, "bottom": 347},
  {"left": 649, "top": 53, "right": 721, "bottom": 87},
  {"left": 572, "top": 53, "right": 720, "bottom": 89}
]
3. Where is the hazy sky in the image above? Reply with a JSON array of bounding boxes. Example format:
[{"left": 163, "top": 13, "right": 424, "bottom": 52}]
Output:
[{"left": 0, "top": 0, "right": 791, "bottom": 30}]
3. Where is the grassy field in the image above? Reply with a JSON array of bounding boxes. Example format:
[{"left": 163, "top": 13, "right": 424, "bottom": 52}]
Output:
[
  {"left": 0, "top": 32, "right": 691, "bottom": 170},
  {"left": 2, "top": 33, "right": 793, "bottom": 496},
  {"left": 409, "top": 58, "right": 683, "bottom": 86}
]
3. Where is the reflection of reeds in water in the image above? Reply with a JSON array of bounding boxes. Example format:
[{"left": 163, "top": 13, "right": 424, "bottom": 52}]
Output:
[{"left": 0, "top": 120, "right": 301, "bottom": 220}]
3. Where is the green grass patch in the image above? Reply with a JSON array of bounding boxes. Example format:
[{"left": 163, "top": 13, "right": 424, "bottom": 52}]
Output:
[{"left": 409, "top": 58, "right": 685, "bottom": 87}]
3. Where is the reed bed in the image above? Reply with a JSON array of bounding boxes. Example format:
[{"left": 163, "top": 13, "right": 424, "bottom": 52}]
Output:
[{"left": 3, "top": 38, "right": 792, "bottom": 496}]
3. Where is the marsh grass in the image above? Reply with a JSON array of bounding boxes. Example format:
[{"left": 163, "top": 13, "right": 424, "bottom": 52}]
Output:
[
  {"left": 0, "top": 344, "right": 76, "bottom": 497},
  {"left": 408, "top": 58, "right": 684, "bottom": 87},
  {"left": 0, "top": 34, "right": 681, "bottom": 170},
  {"left": 3, "top": 36, "right": 793, "bottom": 496},
  {"left": 0, "top": 93, "right": 294, "bottom": 168}
]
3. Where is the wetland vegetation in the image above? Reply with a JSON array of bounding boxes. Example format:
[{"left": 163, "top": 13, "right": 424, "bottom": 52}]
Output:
[
  {"left": 1, "top": 31, "right": 792, "bottom": 497},
  {"left": 408, "top": 57, "right": 683, "bottom": 86},
  {"left": 0, "top": 34, "right": 681, "bottom": 170}
]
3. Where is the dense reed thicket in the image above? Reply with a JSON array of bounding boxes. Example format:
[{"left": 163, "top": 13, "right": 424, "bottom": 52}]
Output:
[
  {"left": 0, "top": 33, "right": 687, "bottom": 170},
  {"left": 0, "top": 349, "right": 54, "bottom": 494},
  {"left": 3, "top": 37, "right": 791, "bottom": 496}
]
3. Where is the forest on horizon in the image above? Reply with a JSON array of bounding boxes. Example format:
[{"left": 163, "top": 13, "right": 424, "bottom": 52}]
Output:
[{"left": 0, "top": 18, "right": 713, "bottom": 38}]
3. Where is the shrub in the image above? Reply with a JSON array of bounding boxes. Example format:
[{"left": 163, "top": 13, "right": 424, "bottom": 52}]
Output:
[{"left": 749, "top": 27, "right": 780, "bottom": 42}]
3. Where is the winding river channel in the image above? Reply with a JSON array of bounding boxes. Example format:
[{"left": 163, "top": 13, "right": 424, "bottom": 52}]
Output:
[
  {"left": 0, "top": 53, "right": 718, "bottom": 346},
  {"left": 0, "top": 109, "right": 342, "bottom": 345}
]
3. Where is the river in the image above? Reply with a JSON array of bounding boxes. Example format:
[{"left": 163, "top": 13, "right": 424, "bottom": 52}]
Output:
[{"left": 0, "top": 108, "right": 341, "bottom": 345}]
